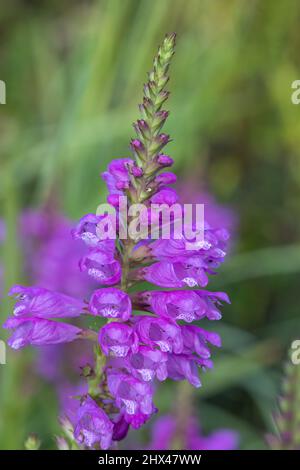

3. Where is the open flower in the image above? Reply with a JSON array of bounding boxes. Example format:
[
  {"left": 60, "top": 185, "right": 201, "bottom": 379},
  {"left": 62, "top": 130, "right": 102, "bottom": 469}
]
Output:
[
  {"left": 72, "top": 213, "right": 116, "bottom": 251},
  {"left": 166, "top": 354, "right": 212, "bottom": 388},
  {"left": 135, "top": 316, "right": 183, "bottom": 354},
  {"left": 79, "top": 249, "right": 121, "bottom": 285},
  {"left": 107, "top": 372, "right": 156, "bottom": 429},
  {"left": 144, "top": 259, "right": 209, "bottom": 288},
  {"left": 3, "top": 316, "right": 82, "bottom": 350},
  {"left": 113, "top": 346, "right": 168, "bottom": 382},
  {"left": 3, "top": 286, "right": 84, "bottom": 349},
  {"left": 143, "top": 289, "right": 229, "bottom": 322},
  {"left": 9, "top": 285, "right": 85, "bottom": 318},
  {"left": 180, "top": 324, "right": 221, "bottom": 358},
  {"left": 102, "top": 158, "right": 133, "bottom": 195},
  {"left": 99, "top": 323, "right": 139, "bottom": 357},
  {"left": 89, "top": 288, "right": 131, "bottom": 320},
  {"left": 74, "top": 396, "right": 113, "bottom": 449}
]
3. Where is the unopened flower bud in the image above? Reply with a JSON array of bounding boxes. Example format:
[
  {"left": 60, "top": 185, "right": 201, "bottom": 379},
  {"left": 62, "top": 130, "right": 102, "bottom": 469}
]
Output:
[
  {"left": 131, "top": 165, "right": 143, "bottom": 177},
  {"left": 130, "top": 139, "right": 146, "bottom": 160},
  {"left": 149, "top": 134, "right": 170, "bottom": 156},
  {"left": 107, "top": 194, "right": 121, "bottom": 207},
  {"left": 134, "top": 119, "right": 151, "bottom": 139},
  {"left": 116, "top": 180, "right": 129, "bottom": 190},
  {"left": 156, "top": 91, "right": 170, "bottom": 109},
  {"left": 157, "top": 154, "right": 174, "bottom": 167},
  {"left": 155, "top": 172, "right": 177, "bottom": 185},
  {"left": 152, "top": 110, "right": 169, "bottom": 133}
]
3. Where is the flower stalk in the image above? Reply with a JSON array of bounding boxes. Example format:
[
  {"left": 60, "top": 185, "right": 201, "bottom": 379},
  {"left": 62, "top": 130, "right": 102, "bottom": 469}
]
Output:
[
  {"left": 266, "top": 351, "right": 300, "bottom": 450},
  {"left": 4, "top": 33, "right": 231, "bottom": 450}
]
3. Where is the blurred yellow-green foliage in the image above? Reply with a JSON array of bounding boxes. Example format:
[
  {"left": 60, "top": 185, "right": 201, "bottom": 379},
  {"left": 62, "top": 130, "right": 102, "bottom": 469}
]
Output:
[{"left": 1, "top": 0, "right": 300, "bottom": 449}]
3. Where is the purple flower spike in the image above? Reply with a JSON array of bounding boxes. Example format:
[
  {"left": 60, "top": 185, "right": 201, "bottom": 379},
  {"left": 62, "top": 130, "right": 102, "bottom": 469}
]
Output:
[
  {"left": 79, "top": 250, "right": 121, "bottom": 285},
  {"left": 9, "top": 285, "right": 85, "bottom": 318},
  {"left": 74, "top": 396, "right": 113, "bottom": 449},
  {"left": 107, "top": 372, "right": 156, "bottom": 429},
  {"left": 2, "top": 34, "right": 232, "bottom": 448},
  {"left": 99, "top": 323, "right": 138, "bottom": 357},
  {"left": 3, "top": 316, "right": 81, "bottom": 350},
  {"left": 89, "top": 288, "right": 132, "bottom": 320},
  {"left": 135, "top": 316, "right": 183, "bottom": 354}
]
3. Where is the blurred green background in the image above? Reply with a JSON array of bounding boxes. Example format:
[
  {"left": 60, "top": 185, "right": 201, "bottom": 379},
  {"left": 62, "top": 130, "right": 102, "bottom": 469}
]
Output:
[{"left": 1, "top": 0, "right": 300, "bottom": 450}]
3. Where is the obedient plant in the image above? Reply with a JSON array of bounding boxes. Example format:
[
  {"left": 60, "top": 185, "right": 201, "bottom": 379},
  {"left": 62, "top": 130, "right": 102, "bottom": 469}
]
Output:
[{"left": 4, "top": 34, "right": 231, "bottom": 450}]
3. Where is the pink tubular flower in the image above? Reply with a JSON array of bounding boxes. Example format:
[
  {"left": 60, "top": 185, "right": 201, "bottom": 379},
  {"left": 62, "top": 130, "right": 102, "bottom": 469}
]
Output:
[
  {"left": 107, "top": 372, "right": 156, "bottom": 429},
  {"left": 8, "top": 285, "right": 85, "bottom": 318},
  {"left": 180, "top": 324, "right": 221, "bottom": 357},
  {"left": 72, "top": 213, "right": 116, "bottom": 251},
  {"left": 157, "top": 154, "right": 174, "bottom": 167},
  {"left": 101, "top": 158, "right": 133, "bottom": 195},
  {"left": 99, "top": 323, "right": 139, "bottom": 357},
  {"left": 74, "top": 396, "right": 114, "bottom": 449},
  {"left": 89, "top": 288, "right": 132, "bottom": 320},
  {"left": 3, "top": 316, "right": 82, "bottom": 350},
  {"left": 79, "top": 249, "right": 121, "bottom": 285},
  {"left": 111, "top": 346, "right": 168, "bottom": 382},
  {"left": 155, "top": 172, "right": 177, "bottom": 186},
  {"left": 135, "top": 316, "right": 183, "bottom": 354},
  {"left": 150, "top": 187, "right": 178, "bottom": 205},
  {"left": 143, "top": 259, "right": 209, "bottom": 288},
  {"left": 138, "top": 289, "right": 229, "bottom": 323},
  {"left": 166, "top": 353, "right": 212, "bottom": 388},
  {"left": 3, "top": 286, "right": 84, "bottom": 349}
]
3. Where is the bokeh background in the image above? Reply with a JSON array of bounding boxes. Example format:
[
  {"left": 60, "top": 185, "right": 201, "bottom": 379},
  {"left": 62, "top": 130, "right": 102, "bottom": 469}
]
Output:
[{"left": 1, "top": 0, "right": 300, "bottom": 450}]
